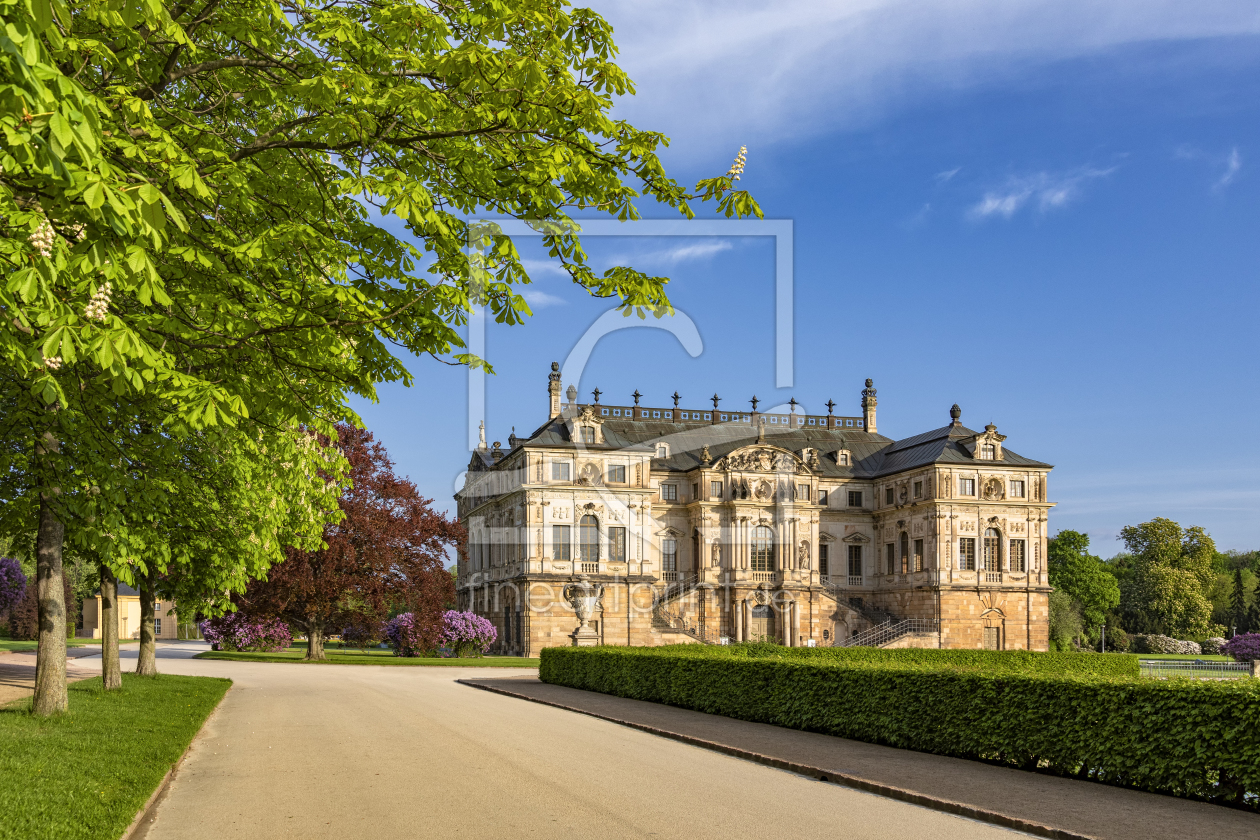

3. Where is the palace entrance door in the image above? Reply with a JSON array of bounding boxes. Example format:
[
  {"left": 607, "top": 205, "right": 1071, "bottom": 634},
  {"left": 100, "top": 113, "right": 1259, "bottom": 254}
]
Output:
[{"left": 749, "top": 605, "right": 775, "bottom": 642}]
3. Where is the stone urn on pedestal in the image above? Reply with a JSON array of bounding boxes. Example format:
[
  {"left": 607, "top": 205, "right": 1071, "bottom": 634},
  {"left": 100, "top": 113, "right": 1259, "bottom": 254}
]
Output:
[{"left": 563, "top": 575, "right": 604, "bottom": 647}]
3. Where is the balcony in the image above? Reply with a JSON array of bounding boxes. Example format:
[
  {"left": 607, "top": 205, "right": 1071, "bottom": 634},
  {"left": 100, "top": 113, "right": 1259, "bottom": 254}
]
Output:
[
  {"left": 848, "top": 575, "right": 863, "bottom": 587},
  {"left": 984, "top": 571, "right": 1002, "bottom": 584},
  {"left": 580, "top": 562, "right": 599, "bottom": 575},
  {"left": 661, "top": 570, "right": 680, "bottom": 583},
  {"left": 751, "top": 571, "right": 775, "bottom": 582}
]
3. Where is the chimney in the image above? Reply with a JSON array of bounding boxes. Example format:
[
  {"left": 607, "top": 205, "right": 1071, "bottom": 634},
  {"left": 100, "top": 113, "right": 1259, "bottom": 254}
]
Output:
[
  {"left": 861, "top": 378, "right": 877, "bottom": 434},
  {"left": 548, "top": 361, "right": 562, "bottom": 419}
]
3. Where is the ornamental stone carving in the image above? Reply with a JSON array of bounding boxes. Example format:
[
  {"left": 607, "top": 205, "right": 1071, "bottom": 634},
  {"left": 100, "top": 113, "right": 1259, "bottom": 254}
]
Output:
[{"left": 982, "top": 478, "right": 1004, "bottom": 501}]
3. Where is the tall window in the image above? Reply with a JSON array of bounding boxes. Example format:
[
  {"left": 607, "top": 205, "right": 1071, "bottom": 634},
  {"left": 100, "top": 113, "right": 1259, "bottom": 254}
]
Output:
[
  {"left": 797, "top": 483, "right": 809, "bottom": 501},
  {"left": 884, "top": 487, "right": 894, "bottom": 505},
  {"left": 838, "top": 452, "right": 849, "bottom": 465},
  {"left": 1009, "top": 479, "right": 1025, "bottom": 497},
  {"left": 899, "top": 532, "right": 909, "bottom": 573},
  {"left": 818, "top": 489, "right": 828, "bottom": 506},
  {"left": 656, "top": 443, "right": 669, "bottom": 458},
  {"left": 913, "top": 539, "right": 924, "bottom": 572},
  {"left": 819, "top": 544, "right": 829, "bottom": 577},
  {"left": 607, "top": 464, "right": 626, "bottom": 483},
  {"left": 848, "top": 490, "right": 863, "bottom": 508},
  {"left": 662, "top": 538, "right": 677, "bottom": 572},
  {"left": 983, "top": 528, "right": 1001, "bottom": 572},
  {"left": 711, "top": 481, "right": 723, "bottom": 498},
  {"left": 553, "top": 525, "right": 571, "bottom": 561},
  {"left": 884, "top": 543, "right": 895, "bottom": 574},
  {"left": 692, "top": 483, "right": 700, "bottom": 500},
  {"left": 913, "top": 481, "right": 922, "bottom": 499},
  {"left": 958, "top": 478, "right": 976, "bottom": 496},
  {"left": 579, "top": 515, "right": 600, "bottom": 562},
  {"left": 980, "top": 443, "right": 996, "bottom": 459},
  {"left": 580, "top": 426, "right": 595, "bottom": 444},
  {"left": 959, "top": 537, "right": 976, "bottom": 570},
  {"left": 609, "top": 527, "right": 626, "bottom": 564},
  {"left": 660, "top": 484, "right": 677, "bottom": 501},
  {"left": 751, "top": 526, "right": 775, "bottom": 572},
  {"left": 848, "top": 545, "right": 863, "bottom": 578},
  {"left": 552, "top": 461, "right": 571, "bottom": 481},
  {"left": 1010, "top": 539, "right": 1026, "bottom": 572}
]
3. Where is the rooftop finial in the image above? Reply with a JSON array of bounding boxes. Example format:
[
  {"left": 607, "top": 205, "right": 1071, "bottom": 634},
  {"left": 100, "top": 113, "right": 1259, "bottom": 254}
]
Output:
[
  {"left": 757, "top": 415, "right": 766, "bottom": 442},
  {"left": 750, "top": 395, "right": 759, "bottom": 412},
  {"left": 950, "top": 404, "right": 962, "bottom": 424},
  {"left": 592, "top": 387, "right": 601, "bottom": 404},
  {"left": 711, "top": 393, "right": 721, "bottom": 410},
  {"left": 565, "top": 384, "right": 577, "bottom": 403},
  {"left": 825, "top": 399, "right": 835, "bottom": 414},
  {"left": 672, "top": 391, "right": 680, "bottom": 408},
  {"left": 861, "top": 378, "right": 878, "bottom": 434},
  {"left": 478, "top": 420, "right": 487, "bottom": 450},
  {"left": 632, "top": 389, "right": 641, "bottom": 406},
  {"left": 788, "top": 397, "right": 798, "bottom": 413}
]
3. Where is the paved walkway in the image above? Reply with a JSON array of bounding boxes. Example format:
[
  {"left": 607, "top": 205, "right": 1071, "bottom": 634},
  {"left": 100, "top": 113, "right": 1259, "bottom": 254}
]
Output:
[
  {"left": 0, "top": 647, "right": 106, "bottom": 705},
  {"left": 464, "top": 675, "right": 1260, "bottom": 840},
  {"left": 133, "top": 644, "right": 1031, "bottom": 840}
]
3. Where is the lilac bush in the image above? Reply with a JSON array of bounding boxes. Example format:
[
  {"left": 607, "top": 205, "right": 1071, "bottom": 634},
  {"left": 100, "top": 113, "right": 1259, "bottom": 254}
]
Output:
[
  {"left": 0, "top": 557, "right": 25, "bottom": 616},
  {"left": 1222, "top": 633, "right": 1260, "bottom": 663},
  {"left": 199, "top": 612, "right": 292, "bottom": 652},
  {"left": 440, "top": 610, "right": 496, "bottom": 657},
  {"left": 384, "top": 612, "right": 431, "bottom": 657}
]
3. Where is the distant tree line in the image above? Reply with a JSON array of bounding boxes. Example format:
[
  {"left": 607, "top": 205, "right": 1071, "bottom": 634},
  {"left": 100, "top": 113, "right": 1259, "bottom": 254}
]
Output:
[{"left": 1048, "top": 517, "right": 1260, "bottom": 650}]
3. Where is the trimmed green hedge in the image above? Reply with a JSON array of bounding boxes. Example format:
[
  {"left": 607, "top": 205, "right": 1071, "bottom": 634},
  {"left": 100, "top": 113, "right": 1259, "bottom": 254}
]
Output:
[
  {"left": 540, "top": 647, "right": 1260, "bottom": 804},
  {"left": 637, "top": 642, "right": 1140, "bottom": 678}
]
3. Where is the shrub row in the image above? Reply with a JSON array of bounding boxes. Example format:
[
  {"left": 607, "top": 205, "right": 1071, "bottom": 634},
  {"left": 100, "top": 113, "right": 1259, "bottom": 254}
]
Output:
[
  {"left": 660, "top": 642, "right": 1141, "bottom": 678},
  {"left": 540, "top": 647, "right": 1260, "bottom": 804}
]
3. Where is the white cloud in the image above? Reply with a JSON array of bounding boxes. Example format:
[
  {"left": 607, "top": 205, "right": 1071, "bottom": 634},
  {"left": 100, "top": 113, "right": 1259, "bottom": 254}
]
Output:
[
  {"left": 1175, "top": 145, "right": 1243, "bottom": 191},
  {"left": 605, "top": 239, "right": 735, "bottom": 269},
  {"left": 968, "top": 167, "right": 1115, "bottom": 220},
  {"left": 935, "top": 167, "right": 961, "bottom": 183},
  {"left": 589, "top": 1, "right": 1260, "bottom": 159},
  {"left": 519, "top": 289, "right": 566, "bottom": 309},
  {"left": 1217, "top": 147, "right": 1242, "bottom": 189}
]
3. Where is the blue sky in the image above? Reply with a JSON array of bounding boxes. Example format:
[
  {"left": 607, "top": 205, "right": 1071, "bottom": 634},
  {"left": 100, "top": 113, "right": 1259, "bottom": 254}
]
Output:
[{"left": 355, "top": 1, "right": 1260, "bottom": 556}]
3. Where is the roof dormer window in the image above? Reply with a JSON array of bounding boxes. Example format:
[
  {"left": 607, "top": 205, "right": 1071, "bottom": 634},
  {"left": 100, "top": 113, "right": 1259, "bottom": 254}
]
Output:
[
  {"left": 656, "top": 443, "right": 670, "bottom": 459},
  {"left": 580, "top": 426, "right": 595, "bottom": 444},
  {"left": 980, "top": 443, "right": 995, "bottom": 460}
]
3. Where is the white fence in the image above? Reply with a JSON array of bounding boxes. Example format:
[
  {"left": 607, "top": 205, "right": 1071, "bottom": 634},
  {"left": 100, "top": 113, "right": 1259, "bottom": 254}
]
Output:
[{"left": 1139, "top": 660, "right": 1254, "bottom": 679}]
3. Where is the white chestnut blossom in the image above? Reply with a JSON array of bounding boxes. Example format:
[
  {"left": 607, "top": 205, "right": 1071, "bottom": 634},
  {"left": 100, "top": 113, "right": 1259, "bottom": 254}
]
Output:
[
  {"left": 725, "top": 145, "right": 748, "bottom": 181},
  {"left": 84, "top": 281, "right": 112, "bottom": 322},
  {"left": 28, "top": 221, "right": 55, "bottom": 258},
  {"left": 43, "top": 356, "right": 63, "bottom": 371}
]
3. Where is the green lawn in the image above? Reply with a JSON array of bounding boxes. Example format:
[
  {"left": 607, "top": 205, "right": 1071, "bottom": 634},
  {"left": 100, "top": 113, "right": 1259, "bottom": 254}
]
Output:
[
  {"left": 0, "top": 639, "right": 140, "bottom": 653},
  {"left": 196, "top": 644, "right": 538, "bottom": 667},
  {"left": 1133, "top": 653, "right": 1235, "bottom": 661},
  {"left": 0, "top": 674, "right": 230, "bottom": 840}
]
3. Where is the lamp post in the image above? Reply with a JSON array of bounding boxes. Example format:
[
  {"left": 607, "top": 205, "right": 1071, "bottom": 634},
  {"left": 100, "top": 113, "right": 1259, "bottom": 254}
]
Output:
[{"left": 1101, "top": 623, "right": 1105, "bottom": 654}]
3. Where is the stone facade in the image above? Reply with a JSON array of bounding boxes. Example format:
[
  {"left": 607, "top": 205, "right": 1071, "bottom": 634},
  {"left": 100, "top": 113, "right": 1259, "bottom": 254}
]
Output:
[{"left": 455, "top": 366, "right": 1053, "bottom": 655}]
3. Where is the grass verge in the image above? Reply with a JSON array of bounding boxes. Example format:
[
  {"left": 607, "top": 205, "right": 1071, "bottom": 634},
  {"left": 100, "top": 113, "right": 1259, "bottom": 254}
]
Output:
[
  {"left": 1133, "top": 653, "right": 1234, "bottom": 661},
  {"left": 0, "top": 674, "right": 230, "bottom": 840},
  {"left": 196, "top": 645, "right": 538, "bottom": 667}
]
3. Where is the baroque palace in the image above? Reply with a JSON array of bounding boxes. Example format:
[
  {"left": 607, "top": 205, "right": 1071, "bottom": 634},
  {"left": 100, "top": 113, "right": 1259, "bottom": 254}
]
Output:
[{"left": 455, "top": 364, "right": 1053, "bottom": 655}]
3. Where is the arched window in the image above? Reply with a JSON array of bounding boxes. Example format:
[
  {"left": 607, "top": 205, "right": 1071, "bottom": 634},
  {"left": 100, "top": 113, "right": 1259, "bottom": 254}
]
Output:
[
  {"left": 579, "top": 515, "right": 600, "bottom": 562},
  {"left": 983, "top": 528, "right": 1001, "bottom": 572},
  {"left": 899, "top": 532, "right": 909, "bottom": 574},
  {"left": 751, "top": 526, "right": 775, "bottom": 572}
]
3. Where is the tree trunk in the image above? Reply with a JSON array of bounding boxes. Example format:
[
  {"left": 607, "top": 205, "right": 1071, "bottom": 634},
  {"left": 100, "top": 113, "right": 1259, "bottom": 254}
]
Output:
[
  {"left": 305, "top": 620, "right": 326, "bottom": 661},
  {"left": 33, "top": 493, "right": 68, "bottom": 715},
  {"left": 136, "top": 569, "right": 158, "bottom": 676},
  {"left": 100, "top": 566, "right": 122, "bottom": 690}
]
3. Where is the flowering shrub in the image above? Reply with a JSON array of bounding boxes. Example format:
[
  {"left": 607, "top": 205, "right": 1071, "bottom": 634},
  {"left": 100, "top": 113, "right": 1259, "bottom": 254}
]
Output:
[
  {"left": 0, "top": 557, "right": 25, "bottom": 616},
  {"left": 440, "top": 610, "right": 496, "bottom": 657},
  {"left": 1222, "top": 633, "right": 1260, "bottom": 663},
  {"left": 1200, "top": 637, "right": 1228, "bottom": 656},
  {"left": 384, "top": 612, "right": 432, "bottom": 657},
  {"left": 1131, "top": 634, "right": 1200, "bottom": 655},
  {"left": 199, "top": 613, "right": 292, "bottom": 652}
]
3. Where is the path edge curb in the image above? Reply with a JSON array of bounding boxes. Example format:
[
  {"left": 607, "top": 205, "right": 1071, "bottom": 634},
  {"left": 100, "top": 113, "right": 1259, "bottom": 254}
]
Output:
[
  {"left": 123, "top": 683, "right": 233, "bottom": 840},
  {"left": 458, "top": 678, "right": 1098, "bottom": 840}
]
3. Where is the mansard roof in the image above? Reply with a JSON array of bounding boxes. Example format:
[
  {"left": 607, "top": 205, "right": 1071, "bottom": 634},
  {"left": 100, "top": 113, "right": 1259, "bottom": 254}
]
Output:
[{"left": 509, "top": 409, "right": 1051, "bottom": 478}]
